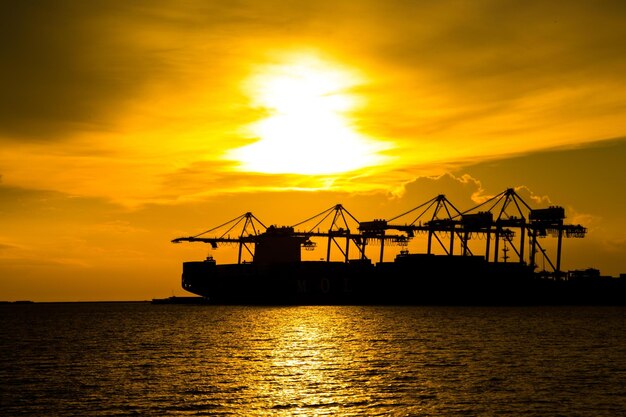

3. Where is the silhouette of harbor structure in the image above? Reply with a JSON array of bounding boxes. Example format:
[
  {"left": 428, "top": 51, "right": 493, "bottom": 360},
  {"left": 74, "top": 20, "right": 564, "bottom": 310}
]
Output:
[{"left": 172, "top": 188, "right": 624, "bottom": 305}]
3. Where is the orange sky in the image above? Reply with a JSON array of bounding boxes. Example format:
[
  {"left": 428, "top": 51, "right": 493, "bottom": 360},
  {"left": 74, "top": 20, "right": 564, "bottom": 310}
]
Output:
[{"left": 1, "top": 1, "right": 625, "bottom": 301}]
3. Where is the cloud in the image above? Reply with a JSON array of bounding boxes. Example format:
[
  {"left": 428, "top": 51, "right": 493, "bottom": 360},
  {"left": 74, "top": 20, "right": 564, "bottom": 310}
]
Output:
[
  {"left": 0, "top": 1, "right": 256, "bottom": 142},
  {"left": 0, "top": 181, "right": 119, "bottom": 210},
  {"left": 364, "top": 1, "right": 626, "bottom": 90},
  {"left": 0, "top": 2, "right": 147, "bottom": 140},
  {"left": 601, "top": 237, "right": 626, "bottom": 255},
  {"left": 0, "top": 242, "right": 19, "bottom": 252},
  {"left": 393, "top": 173, "right": 485, "bottom": 217},
  {"left": 394, "top": 172, "right": 579, "bottom": 222},
  {"left": 566, "top": 207, "right": 599, "bottom": 230},
  {"left": 4, "top": 0, "right": 626, "bottom": 144},
  {"left": 460, "top": 137, "right": 626, "bottom": 220},
  {"left": 0, "top": 257, "right": 89, "bottom": 268},
  {"left": 510, "top": 186, "right": 552, "bottom": 207},
  {"left": 340, "top": 1, "right": 626, "bottom": 161},
  {"left": 2, "top": 0, "right": 626, "bottom": 210}
]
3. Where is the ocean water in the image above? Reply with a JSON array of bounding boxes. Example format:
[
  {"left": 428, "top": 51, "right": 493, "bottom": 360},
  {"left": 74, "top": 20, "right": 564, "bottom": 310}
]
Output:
[{"left": 1, "top": 303, "right": 625, "bottom": 416}]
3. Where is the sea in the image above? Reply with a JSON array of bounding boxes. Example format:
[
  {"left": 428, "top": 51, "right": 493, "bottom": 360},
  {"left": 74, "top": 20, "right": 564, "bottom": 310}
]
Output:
[{"left": 1, "top": 303, "right": 625, "bottom": 416}]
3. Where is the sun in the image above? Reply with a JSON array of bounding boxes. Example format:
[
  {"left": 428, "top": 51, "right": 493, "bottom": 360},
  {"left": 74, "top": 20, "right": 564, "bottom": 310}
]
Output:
[{"left": 227, "top": 54, "right": 388, "bottom": 175}]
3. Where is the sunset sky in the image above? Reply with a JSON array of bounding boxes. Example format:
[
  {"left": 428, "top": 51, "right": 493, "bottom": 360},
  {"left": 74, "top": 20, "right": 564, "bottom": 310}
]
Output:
[{"left": 1, "top": 0, "right": 625, "bottom": 301}]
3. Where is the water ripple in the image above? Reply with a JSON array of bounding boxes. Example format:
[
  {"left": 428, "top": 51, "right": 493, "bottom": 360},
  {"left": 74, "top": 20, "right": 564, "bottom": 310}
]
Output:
[{"left": 2, "top": 304, "right": 626, "bottom": 416}]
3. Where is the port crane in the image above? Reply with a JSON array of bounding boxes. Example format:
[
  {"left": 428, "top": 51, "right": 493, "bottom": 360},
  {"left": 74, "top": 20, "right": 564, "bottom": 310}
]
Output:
[
  {"left": 290, "top": 204, "right": 408, "bottom": 262},
  {"left": 172, "top": 204, "right": 407, "bottom": 263},
  {"left": 359, "top": 188, "right": 587, "bottom": 276},
  {"left": 172, "top": 212, "right": 266, "bottom": 264},
  {"left": 172, "top": 188, "right": 586, "bottom": 276},
  {"left": 359, "top": 194, "right": 463, "bottom": 260}
]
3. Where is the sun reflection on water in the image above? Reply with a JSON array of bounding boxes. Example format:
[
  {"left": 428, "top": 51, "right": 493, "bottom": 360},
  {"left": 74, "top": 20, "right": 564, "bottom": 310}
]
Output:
[
  {"left": 5, "top": 304, "right": 625, "bottom": 416},
  {"left": 231, "top": 306, "right": 433, "bottom": 416}
]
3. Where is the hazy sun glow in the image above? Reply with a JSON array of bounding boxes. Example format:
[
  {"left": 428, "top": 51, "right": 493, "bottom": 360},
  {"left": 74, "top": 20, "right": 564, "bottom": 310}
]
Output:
[{"left": 228, "top": 55, "right": 388, "bottom": 174}]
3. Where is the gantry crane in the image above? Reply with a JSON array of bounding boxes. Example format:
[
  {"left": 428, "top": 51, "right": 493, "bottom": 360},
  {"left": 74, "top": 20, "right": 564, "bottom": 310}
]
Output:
[
  {"left": 172, "top": 204, "right": 406, "bottom": 264},
  {"left": 172, "top": 212, "right": 266, "bottom": 263},
  {"left": 358, "top": 188, "right": 587, "bottom": 276},
  {"left": 172, "top": 188, "right": 587, "bottom": 277}
]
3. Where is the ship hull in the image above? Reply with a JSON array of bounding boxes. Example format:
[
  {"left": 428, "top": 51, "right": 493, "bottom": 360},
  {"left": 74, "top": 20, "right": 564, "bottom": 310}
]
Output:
[{"left": 181, "top": 255, "right": 626, "bottom": 305}]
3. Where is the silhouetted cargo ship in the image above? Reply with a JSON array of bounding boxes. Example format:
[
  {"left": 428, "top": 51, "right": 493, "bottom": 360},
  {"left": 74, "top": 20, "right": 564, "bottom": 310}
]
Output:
[{"left": 173, "top": 189, "right": 625, "bottom": 305}]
